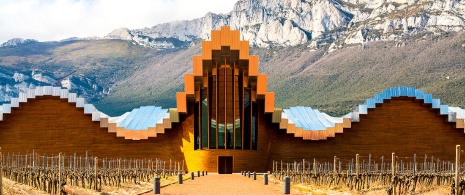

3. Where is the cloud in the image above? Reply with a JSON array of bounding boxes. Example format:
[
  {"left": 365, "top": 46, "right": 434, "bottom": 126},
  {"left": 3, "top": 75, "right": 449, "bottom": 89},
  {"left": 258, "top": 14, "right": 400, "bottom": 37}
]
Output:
[{"left": 0, "top": 0, "right": 237, "bottom": 43}]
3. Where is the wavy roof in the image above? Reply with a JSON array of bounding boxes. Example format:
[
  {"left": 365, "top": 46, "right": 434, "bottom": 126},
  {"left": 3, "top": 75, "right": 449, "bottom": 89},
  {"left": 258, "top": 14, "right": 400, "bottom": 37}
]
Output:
[
  {"left": 278, "top": 86, "right": 465, "bottom": 140},
  {"left": 0, "top": 86, "right": 172, "bottom": 140},
  {"left": 1, "top": 85, "right": 464, "bottom": 141}
]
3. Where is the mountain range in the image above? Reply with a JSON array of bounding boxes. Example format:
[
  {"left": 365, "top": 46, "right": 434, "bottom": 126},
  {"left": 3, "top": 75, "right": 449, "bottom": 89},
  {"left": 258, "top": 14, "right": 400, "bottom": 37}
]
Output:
[{"left": 1, "top": 0, "right": 465, "bottom": 116}]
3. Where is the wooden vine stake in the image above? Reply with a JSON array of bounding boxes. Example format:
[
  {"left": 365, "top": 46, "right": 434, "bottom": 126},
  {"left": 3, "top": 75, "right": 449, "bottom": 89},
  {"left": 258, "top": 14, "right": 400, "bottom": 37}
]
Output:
[
  {"left": 333, "top": 156, "right": 337, "bottom": 178},
  {"left": 1, "top": 147, "right": 3, "bottom": 195},
  {"left": 392, "top": 152, "right": 396, "bottom": 195},
  {"left": 58, "top": 153, "right": 61, "bottom": 195},
  {"left": 456, "top": 145, "right": 460, "bottom": 195}
]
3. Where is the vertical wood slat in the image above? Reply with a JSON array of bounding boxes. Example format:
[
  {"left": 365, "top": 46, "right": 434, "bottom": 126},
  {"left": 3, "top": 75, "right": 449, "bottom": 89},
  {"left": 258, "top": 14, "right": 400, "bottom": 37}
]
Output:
[
  {"left": 248, "top": 56, "right": 259, "bottom": 76},
  {"left": 241, "top": 78, "right": 245, "bottom": 150},
  {"left": 257, "top": 74, "right": 267, "bottom": 95},
  {"left": 327, "top": 127, "right": 336, "bottom": 137},
  {"left": 230, "top": 30, "right": 241, "bottom": 50},
  {"left": 211, "top": 30, "right": 221, "bottom": 50},
  {"left": 202, "top": 41, "right": 212, "bottom": 59},
  {"left": 0, "top": 147, "right": 2, "bottom": 195},
  {"left": 343, "top": 118, "right": 352, "bottom": 128},
  {"left": 294, "top": 127, "right": 303, "bottom": 137},
  {"left": 198, "top": 98, "right": 201, "bottom": 150},
  {"left": 216, "top": 65, "right": 219, "bottom": 149},
  {"left": 279, "top": 118, "right": 288, "bottom": 129},
  {"left": 193, "top": 56, "right": 203, "bottom": 76},
  {"left": 334, "top": 123, "right": 343, "bottom": 134},
  {"left": 264, "top": 92, "right": 274, "bottom": 113},
  {"left": 176, "top": 93, "right": 187, "bottom": 114},
  {"left": 220, "top": 26, "right": 232, "bottom": 46},
  {"left": 184, "top": 74, "right": 195, "bottom": 95},
  {"left": 224, "top": 67, "right": 227, "bottom": 149},
  {"left": 233, "top": 67, "right": 236, "bottom": 149},
  {"left": 250, "top": 100, "right": 254, "bottom": 148},
  {"left": 239, "top": 41, "right": 249, "bottom": 59},
  {"left": 207, "top": 71, "right": 210, "bottom": 149}
]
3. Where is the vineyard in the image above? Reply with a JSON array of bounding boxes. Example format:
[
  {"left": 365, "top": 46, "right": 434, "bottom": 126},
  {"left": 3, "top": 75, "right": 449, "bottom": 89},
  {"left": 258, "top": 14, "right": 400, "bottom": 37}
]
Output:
[
  {"left": 271, "top": 146, "right": 465, "bottom": 194},
  {"left": 2, "top": 146, "right": 465, "bottom": 194},
  {"left": 0, "top": 148, "right": 184, "bottom": 195}
]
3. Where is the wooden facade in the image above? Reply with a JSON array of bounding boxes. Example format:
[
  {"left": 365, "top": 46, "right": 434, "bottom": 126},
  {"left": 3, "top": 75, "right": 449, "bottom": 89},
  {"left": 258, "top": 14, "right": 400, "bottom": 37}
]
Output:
[{"left": 1, "top": 27, "right": 465, "bottom": 173}]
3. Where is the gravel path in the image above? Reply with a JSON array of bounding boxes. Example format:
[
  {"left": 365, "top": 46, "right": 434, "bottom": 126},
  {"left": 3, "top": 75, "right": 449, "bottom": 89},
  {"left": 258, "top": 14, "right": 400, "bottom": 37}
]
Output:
[{"left": 144, "top": 173, "right": 302, "bottom": 195}]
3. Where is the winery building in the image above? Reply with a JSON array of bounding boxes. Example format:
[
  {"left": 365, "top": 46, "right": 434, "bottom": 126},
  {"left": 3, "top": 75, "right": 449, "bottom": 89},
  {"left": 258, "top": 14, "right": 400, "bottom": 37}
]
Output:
[{"left": 1, "top": 27, "right": 465, "bottom": 173}]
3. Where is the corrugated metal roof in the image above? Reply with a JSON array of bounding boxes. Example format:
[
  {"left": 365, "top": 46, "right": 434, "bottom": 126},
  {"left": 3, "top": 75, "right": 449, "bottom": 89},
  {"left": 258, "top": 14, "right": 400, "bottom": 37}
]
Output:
[
  {"left": 283, "top": 106, "right": 340, "bottom": 131},
  {"left": 345, "top": 86, "right": 450, "bottom": 121},
  {"left": 116, "top": 106, "right": 168, "bottom": 131}
]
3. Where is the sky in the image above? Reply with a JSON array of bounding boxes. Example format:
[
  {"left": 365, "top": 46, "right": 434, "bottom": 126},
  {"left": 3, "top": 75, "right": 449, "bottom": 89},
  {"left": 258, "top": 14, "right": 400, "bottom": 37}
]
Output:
[{"left": 0, "top": 0, "right": 238, "bottom": 44}]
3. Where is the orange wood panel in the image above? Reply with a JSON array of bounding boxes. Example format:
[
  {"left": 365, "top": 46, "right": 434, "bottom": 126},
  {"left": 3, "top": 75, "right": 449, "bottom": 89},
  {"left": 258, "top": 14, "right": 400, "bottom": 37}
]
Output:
[
  {"left": 279, "top": 118, "right": 288, "bottom": 129},
  {"left": 318, "top": 130, "right": 327, "bottom": 140},
  {"left": 294, "top": 127, "right": 303, "bottom": 137},
  {"left": 211, "top": 30, "right": 221, "bottom": 50},
  {"left": 116, "top": 127, "right": 125, "bottom": 137},
  {"left": 239, "top": 41, "right": 249, "bottom": 59},
  {"left": 220, "top": 26, "right": 232, "bottom": 46},
  {"left": 327, "top": 127, "right": 336, "bottom": 137},
  {"left": 100, "top": 118, "right": 108, "bottom": 128},
  {"left": 202, "top": 41, "right": 212, "bottom": 59},
  {"left": 456, "top": 118, "right": 464, "bottom": 129},
  {"left": 335, "top": 123, "right": 344, "bottom": 133},
  {"left": 184, "top": 74, "right": 194, "bottom": 95},
  {"left": 108, "top": 122, "right": 117, "bottom": 133},
  {"left": 176, "top": 92, "right": 187, "bottom": 113},
  {"left": 287, "top": 123, "right": 295, "bottom": 134},
  {"left": 257, "top": 74, "right": 267, "bottom": 95},
  {"left": 148, "top": 127, "right": 157, "bottom": 137},
  {"left": 303, "top": 131, "right": 312, "bottom": 140},
  {"left": 126, "top": 130, "right": 139, "bottom": 140},
  {"left": 343, "top": 118, "right": 352, "bottom": 128},
  {"left": 230, "top": 30, "right": 240, "bottom": 50},
  {"left": 139, "top": 130, "right": 148, "bottom": 140},
  {"left": 265, "top": 92, "right": 275, "bottom": 113},
  {"left": 193, "top": 56, "right": 203, "bottom": 76},
  {"left": 163, "top": 118, "right": 171, "bottom": 129},
  {"left": 156, "top": 123, "right": 165, "bottom": 134},
  {"left": 248, "top": 56, "right": 259, "bottom": 76},
  {"left": 310, "top": 131, "right": 318, "bottom": 141}
]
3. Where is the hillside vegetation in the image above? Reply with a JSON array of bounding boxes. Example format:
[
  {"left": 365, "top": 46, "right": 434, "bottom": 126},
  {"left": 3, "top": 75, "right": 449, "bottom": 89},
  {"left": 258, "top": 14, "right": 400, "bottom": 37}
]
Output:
[{"left": 1, "top": 32, "right": 465, "bottom": 116}]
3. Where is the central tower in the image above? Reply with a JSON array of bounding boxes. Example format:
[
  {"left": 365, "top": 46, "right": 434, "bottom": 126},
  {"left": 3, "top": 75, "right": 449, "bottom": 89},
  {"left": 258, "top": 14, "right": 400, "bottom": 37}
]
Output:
[
  {"left": 176, "top": 26, "right": 276, "bottom": 173},
  {"left": 194, "top": 46, "right": 258, "bottom": 150}
]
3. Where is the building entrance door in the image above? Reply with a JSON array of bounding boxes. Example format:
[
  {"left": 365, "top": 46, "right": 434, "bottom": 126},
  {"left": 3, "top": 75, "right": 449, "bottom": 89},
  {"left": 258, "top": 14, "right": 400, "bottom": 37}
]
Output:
[{"left": 218, "top": 156, "right": 233, "bottom": 174}]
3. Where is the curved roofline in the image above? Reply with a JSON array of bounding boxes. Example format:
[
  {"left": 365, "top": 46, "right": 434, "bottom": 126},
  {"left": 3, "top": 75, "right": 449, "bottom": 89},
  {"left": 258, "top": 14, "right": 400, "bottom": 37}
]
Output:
[
  {"left": 277, "top": 86, "right": 465, "bottom": 140},
  {"left": 0, "top": 86, "right": 172, "bottom": 140}
]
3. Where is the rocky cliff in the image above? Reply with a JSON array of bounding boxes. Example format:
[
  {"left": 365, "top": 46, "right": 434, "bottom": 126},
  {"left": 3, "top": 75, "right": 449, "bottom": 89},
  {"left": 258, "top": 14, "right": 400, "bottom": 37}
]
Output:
[{"left": 107, "top": 0, "right": 465, "bottom": 48}]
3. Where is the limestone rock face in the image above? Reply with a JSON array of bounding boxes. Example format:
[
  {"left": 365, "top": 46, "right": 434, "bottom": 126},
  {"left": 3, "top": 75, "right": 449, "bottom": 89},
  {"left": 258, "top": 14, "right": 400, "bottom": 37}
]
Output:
[
  {"left": 1, "top": 38, "right": 38, "bottom": 47},
  {"left": 104, "top": 0, "right": 465, "bottom": 48},
  {"left": 106, "top": 28, "right": 133, "bottom": 40}
]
